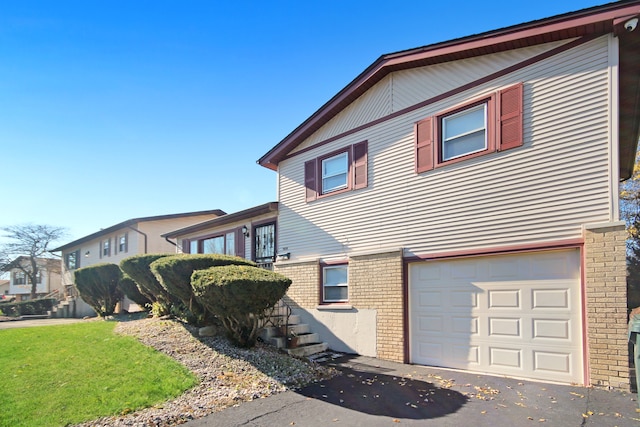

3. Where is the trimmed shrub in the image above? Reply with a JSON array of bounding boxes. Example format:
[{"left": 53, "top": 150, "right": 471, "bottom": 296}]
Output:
[
  {"left": 191, "top": 265, "right": 291, "bottom": 347},
  {"left": 150, "top": 254, "right": 256, "bottom": 325},
  {"left": 0, "top": 298, "right": 56, "bottom": 317},
  {"left": 74, "top": 263, "right": 123, "bottom": 317},
  {"left": 118, "top": 274, "right": 152, "bottom": 309},
  {"left": 120, "top": 254, "right": 175, "bottom": 316}
]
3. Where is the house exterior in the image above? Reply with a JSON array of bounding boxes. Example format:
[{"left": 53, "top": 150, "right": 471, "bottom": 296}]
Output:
[
  {"left": 258, "top": 2, "right": 640, "bottom": 389},
  {"left": 162, "top": 202, "right": 278, "bottom": 269},
  {"left": 2, "top": 257, "right": 63, "bottom": 302},
  {"left": 0, "top": 280, "right": 9, "bottom": 298},
  {"left": 50, "top": 209, "right": 225, "bottom": 313}
]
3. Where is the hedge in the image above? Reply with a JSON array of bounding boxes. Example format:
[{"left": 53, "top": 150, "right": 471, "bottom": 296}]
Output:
[
  {"left": 191, "top": 265, "right": 291, "bottom": 347},
  {"left": 0, "top": 298, "right": 56, "bottom": 317},
  {"left": 150, "top": 254, "right": 256, "bottom": 325},
  {"left": 74, "top": 263, "right": 123, "bottom": 317},
  {"left": 120, "top": 254, "right": 176, "bottom": 316},
  {"left": 118, "top": 274, "right": 152, "bottom": 309}
]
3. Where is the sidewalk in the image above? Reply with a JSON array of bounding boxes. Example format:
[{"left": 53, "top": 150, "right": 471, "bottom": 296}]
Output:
[
  {"left": 186, "top": 354, "right": 640, "bottom": 427},
  {"left": 0, "top": 317, "right": 85, "bottom": 329}
]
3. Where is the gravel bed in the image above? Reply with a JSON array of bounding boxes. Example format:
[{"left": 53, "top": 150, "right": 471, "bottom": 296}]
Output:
[{"left": 75, "top": 317, "right": 337, "bottom": 426}]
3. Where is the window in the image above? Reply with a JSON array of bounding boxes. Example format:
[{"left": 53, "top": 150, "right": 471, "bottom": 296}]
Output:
[
  {"left": 305, "top": 141, "right": 368, "bottom": 202},
  {"left": 100, "top": 239, "right": 111, "bottom": 258},
  {"left": 415, "top": 83, "right": 523, "bottom": 173},
  {"left": 189, "top": 228, "right": 242, "bottom": 257},
  {"left": 322, "top": 152, "right": 348, "bottom": 193},
  {"left": 442, "top": 104, "right": 487, "bottom": 161},
  {"left": 65, "top": 250, "right": 80, "bottom": 270},
  {"left": 118, "top": 234, "right": 128, "bottom": 253},
  {"left": 14, "top": 271, "right": 26, "bottom": 286},
  {"left": 322, "top": 264, "right": 348, "bottom": 303}
]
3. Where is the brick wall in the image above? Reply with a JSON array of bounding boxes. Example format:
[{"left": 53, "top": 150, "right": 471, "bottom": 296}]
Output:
[
  {"left": 584, "top": 222, "right": 629, "bottom": 390},
  {"left": 274, "top": 260, "right": 319, "bottom": 309},
  {"left": 350, "top": 250, "right": 404, "bottom": 362},
  {"left": 274, "top": 250, "right": 404, "bottom": 362}
]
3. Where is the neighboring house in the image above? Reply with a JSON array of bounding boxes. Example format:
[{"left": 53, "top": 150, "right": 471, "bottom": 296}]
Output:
[
  {"left": 258, "top": 2, "right": 640, "bottom": 389},
  {"left": 162, "top": 202, "right": 278, "bottom": 269},
  {"left": 1, "top": 257, "right": 63, "bottom": 302},
  {"left": 0, "top": 279, "right": 9, "bottom": 298},
  {"left": 50, "top": 209, "right": 225, "bottom": 313}
]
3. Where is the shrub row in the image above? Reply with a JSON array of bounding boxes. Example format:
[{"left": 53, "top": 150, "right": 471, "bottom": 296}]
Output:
[
  {"left": 73, "top": 254, "right": 291, "bottom": 348},
  {"left": 0, "top": 298, "right": 56, "bottom": 317}
]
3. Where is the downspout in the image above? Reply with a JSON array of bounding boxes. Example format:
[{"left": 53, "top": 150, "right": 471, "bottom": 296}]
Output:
[
  {"left": 127, "top": 226, "right": 148, "bottom": 254},
  {"left": 164, "top": 237, "right": 178, "bottom": 248}
]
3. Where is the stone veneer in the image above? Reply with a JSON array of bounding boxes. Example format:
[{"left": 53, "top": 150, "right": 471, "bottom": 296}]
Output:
[
  {"left": 584, "top": 222, "right": 629, "bottom": 390},
  {"left": 274, "top": 249, "right": 404, "bottom": 362}
]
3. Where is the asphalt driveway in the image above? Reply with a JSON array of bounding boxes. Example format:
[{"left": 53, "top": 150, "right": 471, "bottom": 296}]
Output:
[{"left": 186, "top": 354, "right": 640, "bottom": 427}]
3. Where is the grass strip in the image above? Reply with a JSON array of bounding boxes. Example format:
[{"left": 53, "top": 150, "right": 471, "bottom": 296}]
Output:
[{"left": 0, "top": 321, "right": 198, "bottom": 427}]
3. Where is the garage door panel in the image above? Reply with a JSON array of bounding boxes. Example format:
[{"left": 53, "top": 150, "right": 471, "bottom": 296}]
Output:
[
  {"left": 490, "top": 347, "right": 522, "bottom": 368},
  {"left": 452, "top": 316, "right": 478, "bottom": 335},
  {"left": 533, "top": 319, "right": 570, "bottom": 340},
  {"left": 409, "top": 249, "right": 582, "bottom": 384},
  {"left": 451, "top": 290, "right": 479, "bottom": 307},
  {"left": 489, "top": 317, "right": 521, "bottom": 337},
  {"left": 532, "top": 288, "right": 570, "bottom": 309},
  {"left": 488, "top": 289, "right": 521, "bottom": 308}
]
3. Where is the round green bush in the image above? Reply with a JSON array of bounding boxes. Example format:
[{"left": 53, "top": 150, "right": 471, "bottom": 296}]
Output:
[{"left": 191, "top": 265, "right": 291, "bottom": 347}]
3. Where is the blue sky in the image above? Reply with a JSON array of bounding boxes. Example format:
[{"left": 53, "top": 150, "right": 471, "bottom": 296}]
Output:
[{"left": 0, "top": 0, "right": 611, "bottom": 245}]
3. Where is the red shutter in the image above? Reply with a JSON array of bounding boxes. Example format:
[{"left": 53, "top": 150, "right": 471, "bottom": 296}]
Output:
[
  {"left": 497, "top": 82, "right": 523, "bottom": 151},
  {"left": 235, "top": 228, "right": 246, "bottom": 259},
  {"left": 304, "top": 159, "right": 317, "bottom": 202},
  {"left": 182, "top": 239, "right": 190, "bottom": 254},
  {"left": 415, "top": 117, "right": 434, "bottom": 173},
  {"left": 353, "top": 141, "right": 368, "bottom": 189}
]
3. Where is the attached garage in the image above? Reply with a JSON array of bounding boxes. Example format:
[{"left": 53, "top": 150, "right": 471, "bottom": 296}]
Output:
[{"left": 409, "top": 249, "right": 583, "bottom": 384}]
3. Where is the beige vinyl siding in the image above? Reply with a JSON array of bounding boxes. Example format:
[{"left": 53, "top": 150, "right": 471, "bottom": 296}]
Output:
[
  {"left": 292, "top": 39, "right": 572, "bottom": 153},
  {"left": 277, "top": 35, "right": 612, "bottom": 260}
]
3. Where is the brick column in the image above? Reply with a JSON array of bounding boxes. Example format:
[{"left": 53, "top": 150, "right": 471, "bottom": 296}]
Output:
[
  {"left": 350, "top": 250, "right": 404, "bottom": 362},
  {"left": 584, "top": 222, "right": 629, "bottom": 389}
]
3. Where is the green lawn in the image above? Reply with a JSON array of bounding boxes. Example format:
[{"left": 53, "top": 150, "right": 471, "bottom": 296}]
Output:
[{"left": 0, "top": 321, "right": 198, "bottom": 427}]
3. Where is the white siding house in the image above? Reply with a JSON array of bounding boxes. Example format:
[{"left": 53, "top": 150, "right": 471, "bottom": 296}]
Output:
[{"left": 258, "top": 2, "right": 640, "bottom": 389}]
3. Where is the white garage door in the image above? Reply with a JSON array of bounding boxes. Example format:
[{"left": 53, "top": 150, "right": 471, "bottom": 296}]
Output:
[{"left": 409, "top": 249, "right": 583, "bottom": 384}]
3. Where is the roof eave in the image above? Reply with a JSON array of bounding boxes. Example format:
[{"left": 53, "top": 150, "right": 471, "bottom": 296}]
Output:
[
  {"left": 258, "top": 1, "right": 640, "bottom": 170},
  {"left": 49, "top": 209, "right": 227, "bottom": 252},
  {"left": 162, "top": 202, "right": 279, "bottom": 239}
]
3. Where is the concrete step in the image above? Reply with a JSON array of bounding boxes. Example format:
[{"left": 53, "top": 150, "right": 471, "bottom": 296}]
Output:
[
  {"left": 287, "top": 323, "right": 310, "bottom": 335},
  {"left": 287, "top": 342, "right": 329, "bottom": 358},
  {"left": 270, "top": 332, "right": 320, "bottom": 349}
]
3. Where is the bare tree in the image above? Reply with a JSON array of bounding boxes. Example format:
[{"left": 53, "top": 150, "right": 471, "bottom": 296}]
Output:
[{"left": 0, "top": 224, "right": 67, "bottom": 299}]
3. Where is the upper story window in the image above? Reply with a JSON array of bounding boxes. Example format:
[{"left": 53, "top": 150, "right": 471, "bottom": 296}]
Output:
[
  {"left": 100, "top": 239, "right": 111, "bottom": 258},
  {"left": 416, "top": 83, "right": 523, "bottom": 173},
  {"left": 322, "top": 264, "right": 348, "bottom": 303},
  {"left": 321, "top": 151, "right": 348, "bottom": 194},
  {"left": 65, "top": 250, "right": 80, "bottom": 270},
  {"left": 305, "top": 141, "right": 368, "bottom": 202},
  {"left": 118, "top": 234, "right": 128, "bottom": 253},
  {"left": 14, "top": 271, "right": 26, "bottom": 285},
  {"left": 442, "top": 104, "right": 487, "bottom": 161}
]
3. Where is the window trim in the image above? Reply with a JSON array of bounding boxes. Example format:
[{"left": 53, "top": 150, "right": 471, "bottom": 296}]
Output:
[
  {"left": 320, "top": 150, "right": 350, "bottom": 194},
  {"left": 320, "top": 263, "right": 349, "bottom": 304},
  {"left": 415, "top": 82, "right": 523, "bottom": 173},
  {"left": 305, "top": 140, "right": 368, "bottom": 202},
  {"left": 435, "top": 94, "right": 496, "bottom": 167},
  {"left": 186, "top": 227, "right": 242, "bottom": 257}
]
